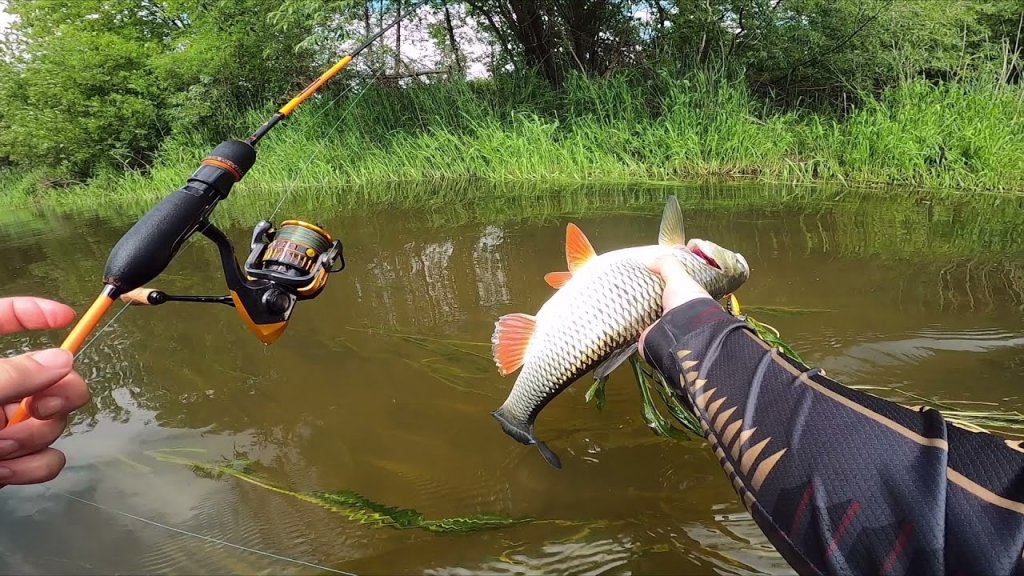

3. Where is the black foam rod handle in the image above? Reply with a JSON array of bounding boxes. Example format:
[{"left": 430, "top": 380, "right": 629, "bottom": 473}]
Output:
[
  {"left": 102, "top": 139, "right": 257, "bottom": 294},
  {"left": 103, "top": 185, "right": 220, "bottom": 293}
]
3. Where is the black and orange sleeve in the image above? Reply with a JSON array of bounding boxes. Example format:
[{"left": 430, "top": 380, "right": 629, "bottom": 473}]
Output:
[{"left": 642, "top": 298, "right": 1024, "bottom": 576}]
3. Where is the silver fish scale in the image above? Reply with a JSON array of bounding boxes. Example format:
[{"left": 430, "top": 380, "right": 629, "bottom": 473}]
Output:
[{"left": 498, "top": 249, "right": 737, "bottom": 427}]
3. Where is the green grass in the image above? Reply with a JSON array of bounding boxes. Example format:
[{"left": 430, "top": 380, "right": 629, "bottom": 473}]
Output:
[{"left": 4, "top": 70, "right": 1024, "bottom": 211}]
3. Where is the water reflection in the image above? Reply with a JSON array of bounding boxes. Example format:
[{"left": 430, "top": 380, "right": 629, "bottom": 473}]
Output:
[
  {"left": 472, "top": 225, "right": 511, "bottom": 309},
  {"left": 0, "top": 185, "right": 1022, "bottom": 575}
]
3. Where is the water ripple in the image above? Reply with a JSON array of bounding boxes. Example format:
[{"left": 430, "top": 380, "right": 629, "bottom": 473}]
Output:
[
  {"left": 426, "top": 536, "right": 636, "bottom": 576},
  {"left": 813, "top": 327, "right": 1024, "bottom": 378}
]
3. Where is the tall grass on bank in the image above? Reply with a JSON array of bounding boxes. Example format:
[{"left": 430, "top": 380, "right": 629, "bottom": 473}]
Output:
[{"left": 6, "top": 69, "right": 1024, "bottom": 207}]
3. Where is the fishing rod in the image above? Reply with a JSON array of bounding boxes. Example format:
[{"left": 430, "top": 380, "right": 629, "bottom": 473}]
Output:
[{"left": 4, "top": 7, "right": 417, "bottom": 429}]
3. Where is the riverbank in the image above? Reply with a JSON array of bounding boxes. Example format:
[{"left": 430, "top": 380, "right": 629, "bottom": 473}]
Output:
[{"left": 3, "top": 72, "right": 1023, "bottom": 208}]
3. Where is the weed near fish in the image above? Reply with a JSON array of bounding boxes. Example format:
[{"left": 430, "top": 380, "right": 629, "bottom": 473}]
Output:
[{"left": 623, "top": 299, "right": 1024, "bottom": 444}]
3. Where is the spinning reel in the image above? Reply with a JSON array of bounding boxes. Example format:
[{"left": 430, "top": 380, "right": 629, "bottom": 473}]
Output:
[
  {"left": 124, "top": 218, "right": 345, "bottom": 344},
  {"left": 3, "top": 3, "right": 416, "bottom": 428}
]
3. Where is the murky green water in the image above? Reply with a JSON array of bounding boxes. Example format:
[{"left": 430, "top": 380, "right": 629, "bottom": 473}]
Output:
[{"left": 1, "top": 184, "right": 1023, "bottom": 575}]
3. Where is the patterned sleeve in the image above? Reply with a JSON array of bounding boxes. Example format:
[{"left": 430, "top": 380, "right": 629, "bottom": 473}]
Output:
[{"left": 641, "top": 298, "right": 1024, "bottom": 576}]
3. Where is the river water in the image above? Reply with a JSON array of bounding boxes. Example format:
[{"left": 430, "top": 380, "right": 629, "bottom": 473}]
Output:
[{"left": 0, "top": 184, "right": 1022, "bottom": 574}]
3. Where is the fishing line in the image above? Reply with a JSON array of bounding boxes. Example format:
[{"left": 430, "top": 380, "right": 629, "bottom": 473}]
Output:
[
  {"left": 70, "top": 216, "right": 219, "bottom": 360},
  {"left": 72, "top": 301, "right": 132, "bottom": 359},
  {"left": 267, "top": 63, "right": 392, "bottom": 221},
  {"left": 56, "top": 491, "right": 358, "bottom": 576},
  {"left": 264, "top": 83, "right": 361, "bottom": 220}
]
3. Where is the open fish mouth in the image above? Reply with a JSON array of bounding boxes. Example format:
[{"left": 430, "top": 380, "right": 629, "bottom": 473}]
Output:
[{"left": 687, "top": 239, "right": 722, "bottom": 270}]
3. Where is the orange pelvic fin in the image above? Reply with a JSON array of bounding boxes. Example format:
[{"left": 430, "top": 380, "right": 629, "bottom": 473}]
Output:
[
  {"left": 492, "top": 313, "right": 536, "bottom": 376},
  {"left": 544, "top": 271, "right": 572, "bottom": 289},
  {"left": 566, "top": 223, "right": 596, "bottom": 273}
]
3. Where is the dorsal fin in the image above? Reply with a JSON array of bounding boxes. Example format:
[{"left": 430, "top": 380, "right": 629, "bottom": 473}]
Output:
[
  {"left": 658, "top": 195, "right": 686, "bottom": 246},
  {"left": 566, "top": 223, "right": 596, "bottom": 273},
  {"left": 491, "top": 313, "right": 536, "bottom": 376},
  {"left": 544, "top": 271, "right": 572, "bottom": 289}
]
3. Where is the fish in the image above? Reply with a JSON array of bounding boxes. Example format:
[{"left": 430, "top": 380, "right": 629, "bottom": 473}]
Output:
[{"left": 489, "top": 195, "right": 750, "bottom": 468}]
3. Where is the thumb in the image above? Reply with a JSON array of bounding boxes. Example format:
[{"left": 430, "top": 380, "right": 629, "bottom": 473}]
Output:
[{"left": 0, "top": 348, "right": 74, "bottom": 406}]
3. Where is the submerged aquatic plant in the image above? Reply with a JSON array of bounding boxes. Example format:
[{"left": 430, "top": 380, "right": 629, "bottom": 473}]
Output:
[{"left": 147, "top": 449, "right": 532, "bottom": 534}]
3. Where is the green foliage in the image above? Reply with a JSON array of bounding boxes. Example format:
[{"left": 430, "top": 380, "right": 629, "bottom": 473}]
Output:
[
  {"left": 630, "top": 354, "right": 702, "bottom": 439},
  {"left": 727, "top": 0, "right": 984, "bottom": 103},
  {"left": 6, "top": 68, "right": 1021, "bottom": 200},
  {"left": 311, "top": 490, "right": 531, "bottom": 532},
  {"left": 0, "top": 0, "right": 314, "bottom": 178},
  {"left": 0, "top": 28, "right": 164, "bottom": 179},
  {"left": 0, "top": 0, "right": 1022, "bottom": 186},
  {"left": 150, "top": 0, "right": 315, "bottom": 141},
  {"left": 148, "top": 449, "right": 533, "bottom": 534}
]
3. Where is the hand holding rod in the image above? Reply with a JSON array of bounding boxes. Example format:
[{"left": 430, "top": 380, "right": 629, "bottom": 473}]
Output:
[
  {"left": 3, "top": 141, "right": 256, "bottom": 428},
  {"left": 2, "top": 3, "right": 418, "bottom": 430}
]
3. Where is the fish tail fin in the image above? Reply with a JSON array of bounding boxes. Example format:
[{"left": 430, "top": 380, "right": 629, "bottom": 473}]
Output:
[
  {"left": 534, "top": 439, "right": 562, "bottom": 469},
  {"left": 491, "top": 406, "right": 563, "bottom": 469},
  {"left": 491, "top": 405, "right": 533, "bottom": 445}
]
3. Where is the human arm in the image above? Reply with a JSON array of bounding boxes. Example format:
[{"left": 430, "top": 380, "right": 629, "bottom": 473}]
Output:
[
  {"left": 639, "top": 257, "right": 1024, "bottom": 575},
  {"left": 0, "top": 297, "right": 90, "bottom": 487}
]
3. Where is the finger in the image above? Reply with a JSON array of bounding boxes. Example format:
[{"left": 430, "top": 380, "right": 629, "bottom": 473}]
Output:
[
  {"left": 0, "top": 298, "right": 76, "bottom": 336},
  {"left": 638, "top": 325, "right": 652, "bottom": 362},
  {"left": 0, "top": 413, "right": 67, "bottom": 460},
  {"left": 0, "top": 348, "right": 74, "bottom": 406},
  {"left": 0, "top": 448, "right": 66, "bottom": 486},
  {"left": 21, "top": 370, "right": 89, "bottom": 421}
]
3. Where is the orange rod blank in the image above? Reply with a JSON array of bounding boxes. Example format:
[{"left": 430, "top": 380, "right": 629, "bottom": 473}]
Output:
[
  {"left": 279, "top": 55, "right": 353, "bottom": 116},
  {"left": 248, "top": 4, "right": 413, "bottom": 145},
  {"left": 5, "top": 286, "right": 117, "bottom": 428}
]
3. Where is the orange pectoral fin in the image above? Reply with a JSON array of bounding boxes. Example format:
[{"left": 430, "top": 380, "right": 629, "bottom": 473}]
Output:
[
  {"left": 565, "top": 223, "right": 596, "bottom": 273},
  {"left": 544, "top": 271, "right": 572, "bottom": 289},
  {"left": 492, "top": 313, "right": 536, "bottom": 376}
]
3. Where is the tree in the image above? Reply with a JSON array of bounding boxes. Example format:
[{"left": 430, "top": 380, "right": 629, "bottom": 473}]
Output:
[
  {"left": 0, "top": 0, "right": 315, "bottom": 179},
  {"left": 0, "top": 27, "right": 164, "bottom": 178}
]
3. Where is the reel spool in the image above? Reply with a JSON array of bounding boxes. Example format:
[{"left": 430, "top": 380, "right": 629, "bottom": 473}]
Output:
[{"left": 245, "top": 220, "right": 345, "bottom": 300}]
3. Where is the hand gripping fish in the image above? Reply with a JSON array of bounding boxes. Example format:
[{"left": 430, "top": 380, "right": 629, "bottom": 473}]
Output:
[{"left": 490, "top": 196, "right": 751, "bottom": 468}]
